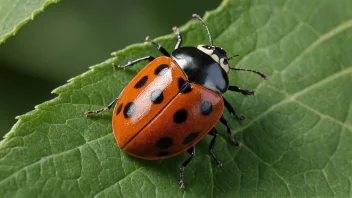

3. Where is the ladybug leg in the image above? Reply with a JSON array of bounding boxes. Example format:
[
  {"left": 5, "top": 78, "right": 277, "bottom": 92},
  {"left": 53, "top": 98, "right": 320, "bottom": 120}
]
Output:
[
  {"left": 113, "top": 56, "right": 155, "bottom": 68},
  {"left": 208, "top": 128, "right": 222, "bottom": 166},
  {"left": 219, "top": 116, "right": 241, "bottom": 146},
  {"left": 228, "top": 85, "right": 255, "bottom": 96},
  {"left": 84, "top": 98, "right": 118, "bottom": 116},
  {"left": 145, "top": 36, "right": 170, "bottom": 57},
  {"left": 223, "top": 97, "right": 245, "bottom": 120},
  {"left": 179, "top": 146, "right": 195, "bottom": 190},
  {"left": 172, "top": 26, "right": 182, "bottom": 49},
  {"left": 229, "top": 67, "right": 267, "bottom": 80}
]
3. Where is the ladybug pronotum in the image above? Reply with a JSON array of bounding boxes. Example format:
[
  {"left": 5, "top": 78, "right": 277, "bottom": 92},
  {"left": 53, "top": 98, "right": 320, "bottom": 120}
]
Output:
[{"left": 85, "top": 14, "right": 267, "bottom": 189}]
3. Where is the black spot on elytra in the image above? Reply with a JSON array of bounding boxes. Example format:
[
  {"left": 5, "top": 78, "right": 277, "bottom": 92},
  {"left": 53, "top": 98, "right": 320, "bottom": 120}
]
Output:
[
  {"left": 173, "top": 109, "right": 187, "bottom": 123},
  {"left": 154, "top": 64, "right": 169, "bottom": 75},
  {"left": 183, "top": 132, "right": 200, "bottom": 145},
  {"left": 178, "top": 78, "right": 191, "bottom": 93},
  {"left": 151, "top": 90, "right": 164, "bottom": 104},
  {"left": 116, "top": 103, "right": 123, "bottom": 115},
  {"left": 134, "top": 75, "right": 148, "bottom": 88},
  {"left": 178, "top": 78, "right": 186, "bottom": 89},
  {"left": 123, "top": 102, "right": 136, "bottom": 118},
  {"left": 157, "top": 138, "right": 173, "bottom": 149},
  {"left": 200, "top": 101, "right": 212, "bottom": 116},
  {"left": 157, "top": 151, "right": 169, "bottom": 157}
]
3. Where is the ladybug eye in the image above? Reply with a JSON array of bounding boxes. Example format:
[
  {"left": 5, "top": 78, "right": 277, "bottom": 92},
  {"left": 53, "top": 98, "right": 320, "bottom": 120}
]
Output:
[{"left": 223, "top": 58, "right": 228, "bottom": 65}]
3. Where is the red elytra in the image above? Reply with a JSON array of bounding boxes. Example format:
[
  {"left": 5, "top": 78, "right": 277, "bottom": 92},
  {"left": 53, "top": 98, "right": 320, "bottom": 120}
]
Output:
[
  {"left": 85, "top": 14, "right": 267, "bottom": 189},
  {"left": 112, "top": 56, "right": 224, "bottom": 160}
]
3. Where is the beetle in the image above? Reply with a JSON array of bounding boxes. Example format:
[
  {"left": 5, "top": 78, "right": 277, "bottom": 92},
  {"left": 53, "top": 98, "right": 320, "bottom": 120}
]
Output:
[{"left": 85, "top": 14, "right": 267, "bottom": 189}]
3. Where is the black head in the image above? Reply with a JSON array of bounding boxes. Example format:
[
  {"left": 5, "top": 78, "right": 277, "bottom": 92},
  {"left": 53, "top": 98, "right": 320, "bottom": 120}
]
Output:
[
  {"left": 172, "top": 14, "right": 267, "bottom": 94},
  {"left": 171, "top": 14, "right": 234, "bottom": 93},
  {"left": 196, "top": 45, "right": 230, "bottom": 73}
]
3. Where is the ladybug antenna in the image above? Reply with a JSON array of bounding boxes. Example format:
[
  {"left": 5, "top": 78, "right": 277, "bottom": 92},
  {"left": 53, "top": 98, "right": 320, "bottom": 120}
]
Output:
[
  {"left": 229, "top": 67, "right": 268, "bottom": 80},
  {"left": 192, "top": 14, "right": 213, "bottom": 46},
  {"left": 227, "top": 54, "right": 240, "bottom": 61}
]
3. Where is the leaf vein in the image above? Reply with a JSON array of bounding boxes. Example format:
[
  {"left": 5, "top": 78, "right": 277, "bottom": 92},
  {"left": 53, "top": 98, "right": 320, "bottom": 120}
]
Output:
[
  {"left": 281, "top": 19, "right": 352, "bottom": 74},
  {"left": 93, "top": 167, "right": 143, "bottom": 197},
  {"left": 243, "top": 144, "right": 293, "bottom": 197},
  {"left": 0, "top": 133, "right": 112, "bottom": 185},
  {"left": 234, "top": 67, "right": 352, "bottom": 135},
  {"left": 293, "top": 100, "right": 352, "bottom": 130}
]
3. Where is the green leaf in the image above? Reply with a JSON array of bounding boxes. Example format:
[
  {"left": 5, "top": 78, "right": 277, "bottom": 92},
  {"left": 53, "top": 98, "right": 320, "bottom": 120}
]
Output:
[
  {"left": 0, "top": 0, "right": 59, "bottom": 45},
  {"left": 1, "top": 0, "right": 352, "bottom": 197}
]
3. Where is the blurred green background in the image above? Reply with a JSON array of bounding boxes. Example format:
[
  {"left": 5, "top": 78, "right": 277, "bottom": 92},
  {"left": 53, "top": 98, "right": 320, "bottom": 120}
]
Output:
[{"left": 0, "top": 0, "right": 221, "bottom": 138}]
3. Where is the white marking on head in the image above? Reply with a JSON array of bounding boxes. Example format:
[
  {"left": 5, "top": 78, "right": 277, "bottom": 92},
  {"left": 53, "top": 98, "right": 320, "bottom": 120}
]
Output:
[{"left": 197, "top": 45, "right": 229, "bottom": 73}]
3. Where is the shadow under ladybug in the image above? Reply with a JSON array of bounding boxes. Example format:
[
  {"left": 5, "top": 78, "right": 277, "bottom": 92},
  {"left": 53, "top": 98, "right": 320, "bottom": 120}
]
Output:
[{"left": 85, "top": 14, "right": 267, "bottom": 190}]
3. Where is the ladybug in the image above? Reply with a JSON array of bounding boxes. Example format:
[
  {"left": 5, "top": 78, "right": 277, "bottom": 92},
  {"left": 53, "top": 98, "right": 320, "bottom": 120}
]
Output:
[{"left": 85, "top": 14, "right": 267, "bottom": 189}]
